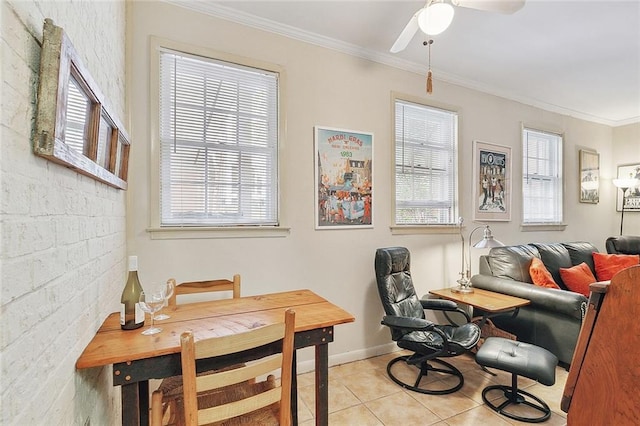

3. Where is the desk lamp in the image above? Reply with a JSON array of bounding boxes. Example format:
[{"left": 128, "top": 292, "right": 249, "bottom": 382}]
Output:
[
  {"left": 613, "top": 178, "right": 640, "bottom": 235},
  {"left": 453, "top": 217, "right": 505, "bottom": 293}
]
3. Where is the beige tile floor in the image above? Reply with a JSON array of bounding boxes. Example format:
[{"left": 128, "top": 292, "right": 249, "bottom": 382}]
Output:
[{"left": 296, "top": 351, "right": 569, "bottom": 425}]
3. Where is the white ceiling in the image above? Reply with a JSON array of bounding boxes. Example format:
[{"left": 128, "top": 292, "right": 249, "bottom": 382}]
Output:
[{"left": 170, "top": 0, "right": 640, "bottom": 126}]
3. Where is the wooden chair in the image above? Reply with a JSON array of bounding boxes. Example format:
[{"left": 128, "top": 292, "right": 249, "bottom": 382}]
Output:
[
  {"left": 154, "top": 274, "right": 242, "bottom": 424},
  {"left": 151, "top": 309, "right": 295, "bottom": 426},
  {"left": 168, "top": 274, "right": 241, "bottom": 307}
]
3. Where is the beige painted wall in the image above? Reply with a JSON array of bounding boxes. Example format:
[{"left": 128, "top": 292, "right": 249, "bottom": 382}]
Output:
[{"left": 127, "top": 2, "right": 625, "bottom": 369}]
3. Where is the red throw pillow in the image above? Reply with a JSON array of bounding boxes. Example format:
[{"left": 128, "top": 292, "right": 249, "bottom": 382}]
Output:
[
  {"left": 529, "top": 257, "right": 560, "bottom": 289},
  {"left": 559, "top": 262, "right": 597, "bottom": 297},
  {"left": 592, "top": 252, "right": 640, "bottom": 281}
]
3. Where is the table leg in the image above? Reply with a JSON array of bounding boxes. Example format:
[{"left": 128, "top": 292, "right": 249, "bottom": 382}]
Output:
[
  {"left": 121, "top": 381, "right": 149, "bottom": 426},
  {"left": 291, "top": 350, "right": 298, "bottom": 425},
  {"left": 121, "top": 382, "right": 140, "bottom": 426},
  {"left": 315, "top": 343, "right": 329, "bottom": 426},
  {"left": 139, "top": 380, "right": 149, "bottom": 425}
]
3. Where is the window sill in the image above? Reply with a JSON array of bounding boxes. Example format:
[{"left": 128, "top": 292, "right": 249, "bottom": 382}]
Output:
[
  {"left": 520, "top": 223, "right": 568, "bottom": 232},
  {"left": 390, "top": 225, "right": 460, "bottom": 235},
  {"left": 147, "top": 226, "right": 291, "bottom": 240}
]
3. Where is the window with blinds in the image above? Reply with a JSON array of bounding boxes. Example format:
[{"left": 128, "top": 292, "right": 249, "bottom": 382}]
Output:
[
  {"left": 394, "top": 99, "right": 458, "bottom": 225},
  {"left": 159, "top": 49, "right": 279, "bottom": 226},
  {"left": 522, "top": 128, "right": 563, "bottom": 223}
]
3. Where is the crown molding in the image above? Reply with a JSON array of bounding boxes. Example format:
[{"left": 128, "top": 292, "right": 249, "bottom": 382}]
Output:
[{"left": 163, "top": 1, "right": 638, "bottom": 128}]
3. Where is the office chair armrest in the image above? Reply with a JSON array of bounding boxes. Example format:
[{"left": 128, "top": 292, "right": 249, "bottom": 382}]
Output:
[
  {"left": 421, "top": 299, "right": 472, "bottom": 323},
  {"left": 420, "top": 299, "right": 458, "bottom": 311},
  {"left": 381, "top": 315, "right": 435, "bottom": 331}
]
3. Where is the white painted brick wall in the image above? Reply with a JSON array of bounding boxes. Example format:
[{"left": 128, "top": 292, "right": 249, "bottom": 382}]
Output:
[{"left": 1, "top": 1, "right": 127, "bottom": 424}]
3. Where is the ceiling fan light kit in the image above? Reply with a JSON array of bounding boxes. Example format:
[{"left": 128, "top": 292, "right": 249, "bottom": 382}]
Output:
[{"left": 418, "top": 2, "right": 455, "bottom": 36}]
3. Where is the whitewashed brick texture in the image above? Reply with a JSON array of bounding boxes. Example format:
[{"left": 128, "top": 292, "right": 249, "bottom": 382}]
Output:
[{"left": 1, "top": 1, "right": 127, "bottom": 424}]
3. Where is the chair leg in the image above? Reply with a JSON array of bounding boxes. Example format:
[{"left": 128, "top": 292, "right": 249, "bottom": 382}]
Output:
[
  {"left": 386, "top": 355, "right": 464, "bottom": 395},
  {"left": 151, "top": 390, "right": 164, "bottom": 426},
  {"left": 481, "top": 373, "right": 551, "bottom": 423}
]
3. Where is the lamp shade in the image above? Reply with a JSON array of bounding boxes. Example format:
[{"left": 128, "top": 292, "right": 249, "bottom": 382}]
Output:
[
  {"left": 473, "top": 226, "right": 504, "bottom": 248},
  {"left": 418, "top": 2, "right": 455, "bottom": 36}
]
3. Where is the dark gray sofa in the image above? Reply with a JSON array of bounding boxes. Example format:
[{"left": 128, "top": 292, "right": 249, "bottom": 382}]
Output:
[{"left": 470, "top": 241, "right": 600, "bottom": 366}]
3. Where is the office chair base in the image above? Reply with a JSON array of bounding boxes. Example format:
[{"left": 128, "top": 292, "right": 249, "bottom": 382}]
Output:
[
  {"left": 482, "top": 384, "right": 551, "bottom": 423},
  {"left": 387, "top": 355, "right": 464, "bottom": 395}
]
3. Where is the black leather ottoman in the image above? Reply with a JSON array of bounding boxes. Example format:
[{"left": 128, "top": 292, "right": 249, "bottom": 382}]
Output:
[{"left": 475, "top": 337, "right": 558, "bottom": 423}]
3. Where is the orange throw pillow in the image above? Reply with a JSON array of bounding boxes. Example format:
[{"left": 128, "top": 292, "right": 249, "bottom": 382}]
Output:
[
  {"left": 529, "top": 257, "right": 560, "bottom": 289},
  {"left": 592, "top": 252, "right": 640, "bottom": 281},
  {"left": 559, "top": 262, "right": 597, "bottom": 297}
]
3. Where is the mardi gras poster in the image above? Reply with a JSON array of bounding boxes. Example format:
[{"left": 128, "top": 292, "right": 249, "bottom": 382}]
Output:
[{"left": 314, "top": 126, "right": 373, "bottom": 229}]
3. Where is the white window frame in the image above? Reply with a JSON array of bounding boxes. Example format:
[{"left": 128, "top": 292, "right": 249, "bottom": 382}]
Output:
[
  {"left": 522, "top": 126, "right": 564, "bottom": 226},
  {"left": 147, "top": 38, "right": 288, "bottom": 239},
  {"left": 392, "top": 96, "right": 459, "bottom": 231}
]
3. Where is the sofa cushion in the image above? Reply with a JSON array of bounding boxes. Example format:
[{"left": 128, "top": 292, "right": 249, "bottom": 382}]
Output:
[
  {"left": 559, "top": 262, "right": 597, "bottom": 297},
  {"left": 531, "top": 243, "right": 572, "bottom": 290},
  {"left": 529, "top": 257, "right": 560, "bottom": 289},
  {"left": 593, "top": 252, "right": 640, "bottom": 281},
  {"left": 488, "top": 245, "right": 540, "bottom": 282},
  {"left": 562, "top": 242, "right": 599, "bottom": 273}
]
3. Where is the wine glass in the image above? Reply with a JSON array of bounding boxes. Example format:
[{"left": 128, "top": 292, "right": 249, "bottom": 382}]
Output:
[
  {"left": 155, "top": 279, "right": 175, "bottom": 321},
  {"left": 139, "top": 289, "right": 165, "bottom": 335}
]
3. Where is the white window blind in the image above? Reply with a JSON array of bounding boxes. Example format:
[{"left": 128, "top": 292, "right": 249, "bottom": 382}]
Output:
[
  {"left": 522, "top": 128, "right": 563, "bottom": 223},
  {"left": 394, "top": 100, "right": 458, "bottom": 225},
  {"left": 159, "top": 49, "right": 279, "bottom": 226}
]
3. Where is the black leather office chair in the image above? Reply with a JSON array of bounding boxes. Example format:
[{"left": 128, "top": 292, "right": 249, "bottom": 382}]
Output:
[{"left": 375, "top": 247, "right": 481, "bottom": 394}]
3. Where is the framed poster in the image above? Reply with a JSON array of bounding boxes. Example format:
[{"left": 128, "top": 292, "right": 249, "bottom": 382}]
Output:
[
  {"left": 314, "top": 126, "right": 373, "bottom": 229},
  {"left": 616, "top": 163, "right": 640, "bottom": 212},
  {"left": 473, "top": 140, "right": 511, "bottom": 221},
  {"left": 579, "top": 149, "right": 600, "bottom": 204}
]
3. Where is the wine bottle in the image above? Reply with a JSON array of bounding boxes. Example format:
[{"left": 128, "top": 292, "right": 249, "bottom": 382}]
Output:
[{"left": 120, "top": 255, "right": 145, "bottom": 330}]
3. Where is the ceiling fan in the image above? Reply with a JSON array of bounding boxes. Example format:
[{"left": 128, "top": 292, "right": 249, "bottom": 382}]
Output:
[{"left": 390, "top": 0, "right": 526, "bottom": 53}]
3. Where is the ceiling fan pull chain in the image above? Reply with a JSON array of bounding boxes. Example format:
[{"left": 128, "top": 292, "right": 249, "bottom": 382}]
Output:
[{"left": 425, "top": 39, "right": 434, "bottom": 94}]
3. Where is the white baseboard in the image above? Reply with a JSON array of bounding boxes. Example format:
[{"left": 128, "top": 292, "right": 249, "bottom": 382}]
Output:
[{"left": 296, "top": 342, "right": 399, "bottom": 375}]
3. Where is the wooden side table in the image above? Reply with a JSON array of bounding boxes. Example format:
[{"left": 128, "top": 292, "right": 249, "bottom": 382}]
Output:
[{"left": 428, "top": 287, "right": 530, "bottom": 329}]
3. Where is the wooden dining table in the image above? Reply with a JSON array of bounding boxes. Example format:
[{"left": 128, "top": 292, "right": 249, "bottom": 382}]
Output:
[{"left": 76, "top": 289, "right": 355, "bottom": 426}]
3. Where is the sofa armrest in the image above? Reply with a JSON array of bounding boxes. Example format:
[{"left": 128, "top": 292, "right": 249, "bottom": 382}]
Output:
[
  {"left": 606, "top": 236, "right": 640, "bottom": 255},
  {"left": 471, "top": 274, "right": 587, "bottom": 320}
]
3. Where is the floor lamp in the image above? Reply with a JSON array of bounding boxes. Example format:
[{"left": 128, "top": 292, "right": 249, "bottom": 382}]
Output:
[{"left": 612, "top": 178, "right": 639, "bottom": 235}]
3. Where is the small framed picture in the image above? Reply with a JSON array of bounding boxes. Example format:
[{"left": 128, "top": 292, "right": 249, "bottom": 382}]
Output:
[
  {"left": 314, "top": 126, "right": 373, "bottom": 229},
  {"left": 579, "top": 150, "right": 599, "bottom": 204},
  {"left": 616, "top": 163, "right": 640, "bottom": 212},
  {"left": 473, "top": 140, "right": 511, "bottom": 221}
]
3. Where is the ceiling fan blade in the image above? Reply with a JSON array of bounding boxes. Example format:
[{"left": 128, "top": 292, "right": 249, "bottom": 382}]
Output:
[
  {"left": 452, "top": 0, "right": 525, "bottom": 14},
  {"left": 390, "top": 12, "right": 421, "bottom": 53}
]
